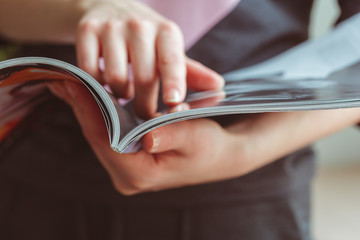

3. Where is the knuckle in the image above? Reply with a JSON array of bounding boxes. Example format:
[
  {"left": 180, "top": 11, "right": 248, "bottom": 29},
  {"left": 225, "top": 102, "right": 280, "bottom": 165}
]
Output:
[
  {"left": 127, "top": 17, "right": 150, "bottom": 34},
  {"left": 135, "top": 72, "right": 156, "bottom": 86},
  {"left": 123, "top": 173, "right": 162, "bottom": 195},
  {"left": 159, "top": 52, "right": 183, "bottom": 65},
  {"left": 110, "top": 174, "right": 156, "bottom": 196},
  {"left": 104, "top": 18, "right": 123, "bottom": 32},
  {"left": 122, "top": 180, "right": 150, "bottom": 196},
  {"left": 112, "top": 182, "right": 139, "bottom": 196},
  {"left": 158, "top": 20, "right": 181, "bottom": 34},
  {"left": 130, "top": 180, "right": 149, "bottom": 192},
  {"left": 78, "top": 19, "right": 99, "bottom": 33}
]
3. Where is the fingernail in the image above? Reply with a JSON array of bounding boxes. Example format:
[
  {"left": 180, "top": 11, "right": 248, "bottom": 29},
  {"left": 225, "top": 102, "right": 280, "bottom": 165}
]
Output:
[
  {"left": 168, "top": 103, "right": 189, "bottom": 113},
  {"left": 150, "top": 131, "right": 159, "bottom": 152},
  {"left": 165, "top": 89, "right": 181, "bottom": 104},
  {"left": 217, "top": 75, "right": 225, "bottom": 89}
]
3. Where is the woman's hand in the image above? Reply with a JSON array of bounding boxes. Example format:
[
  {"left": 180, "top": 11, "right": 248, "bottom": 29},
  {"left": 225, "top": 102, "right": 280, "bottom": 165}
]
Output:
[
  {"left": 48, "top": 81, "right": 250, "bottom": 194},
  {"left": 0, "top": 0, "right": 224, "bottom": 119},
  {"left": 48, "top": 80, "right": 360, "bottom": 195},
  {"left": 102, "top": 118, "right": 246, "bottom": 195},
  {"left": 76, "top": 0, "right": 223, "bottom": 118}
]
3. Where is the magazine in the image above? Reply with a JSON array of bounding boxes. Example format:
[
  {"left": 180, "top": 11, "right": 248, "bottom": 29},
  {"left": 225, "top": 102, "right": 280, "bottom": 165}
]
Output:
[{"left": 1, "top": 13, "right": 360, "bottom": 153}]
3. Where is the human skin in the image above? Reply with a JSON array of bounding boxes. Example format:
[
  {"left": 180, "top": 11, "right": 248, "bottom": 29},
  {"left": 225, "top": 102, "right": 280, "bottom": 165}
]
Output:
[
  {"left": 2, "top": 0, "right": 360, "bottom": 195},
  {"left": 49, "top": 80, "right": 360, "bottom": 195},
  {"left": 0, "top": 0, "right": 223, "bottom": 118}
]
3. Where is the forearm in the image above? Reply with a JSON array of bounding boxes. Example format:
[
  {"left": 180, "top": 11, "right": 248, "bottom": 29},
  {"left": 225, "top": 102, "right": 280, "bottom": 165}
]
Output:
[
  {"left": 227, "top": 108, "right": 360, "bottom": 174},
  {"left": 0, "top": 0, "right": 86, "bottom": 43}
]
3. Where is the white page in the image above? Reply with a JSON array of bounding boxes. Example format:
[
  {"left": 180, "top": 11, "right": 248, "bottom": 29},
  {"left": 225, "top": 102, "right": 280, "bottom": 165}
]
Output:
[{"left": 224, "top": 13, "right": 360, "bottom": 81}]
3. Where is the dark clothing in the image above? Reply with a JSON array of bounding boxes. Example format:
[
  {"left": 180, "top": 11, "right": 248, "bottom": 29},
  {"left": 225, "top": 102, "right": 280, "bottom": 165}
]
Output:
[
  {"left": 0, "top": 178, "right": 311, "bottom": 240},
  {"left": 0, "top": 0, "right": 359, "bottom": 239}
]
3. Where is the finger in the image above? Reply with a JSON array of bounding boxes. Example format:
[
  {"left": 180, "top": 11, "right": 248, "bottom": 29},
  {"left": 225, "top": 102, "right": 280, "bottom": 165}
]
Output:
[
  {"left": 142, "top": 120, "right": 200, "bottom": 153},
  {"left": 156, "top": 21, "right": 186, "bottom": 106},
  {"left": 167, "top": 103, "right": 190, "bottom": 113},
  {"left": 102, "top": 20, "right": 133, "bottom": 99},
  {"left": 127, "top": 19, "right": 159, "bottom": 118},
  {"left": 76, "top": 21, "right": 103, "bottom": 84},
  {"left": 186, "top": 58, "right": 224, "bottom": 91}
]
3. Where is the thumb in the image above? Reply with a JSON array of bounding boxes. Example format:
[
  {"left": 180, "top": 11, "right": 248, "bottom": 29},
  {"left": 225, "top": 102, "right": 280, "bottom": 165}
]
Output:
[{"left": 142, "top": 120, "right": 197, "bottom": 154}]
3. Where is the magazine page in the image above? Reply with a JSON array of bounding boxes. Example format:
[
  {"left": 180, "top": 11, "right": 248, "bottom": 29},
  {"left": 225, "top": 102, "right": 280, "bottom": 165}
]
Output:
[
  {"left": 118, "top": 59, "right": 360, "bottom": 153},
  {"left": 223, "top": 12, "right": 360, "bottom": 81},
  {"left": 116, "top": 13, "right": 360, "bottom": 153},
  {"left": 0, "top": 58, "right": 121, "bottom": 149},
  {"left": 0, "top": 62, "right": 67, "bottom": 129}
]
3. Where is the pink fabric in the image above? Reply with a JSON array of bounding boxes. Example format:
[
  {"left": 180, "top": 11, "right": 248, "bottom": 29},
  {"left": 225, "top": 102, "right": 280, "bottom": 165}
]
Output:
[{"left": 139, "top": 0, "right": 241, "bottom": 50}]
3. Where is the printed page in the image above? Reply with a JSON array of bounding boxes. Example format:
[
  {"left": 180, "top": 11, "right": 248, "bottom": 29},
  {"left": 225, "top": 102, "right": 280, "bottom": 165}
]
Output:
[
  {"left": 0, "top": 63, "right": 79, "bottom": 124},
  {"left": 223, "top": 12, "right": 360, "bottom": 81}
]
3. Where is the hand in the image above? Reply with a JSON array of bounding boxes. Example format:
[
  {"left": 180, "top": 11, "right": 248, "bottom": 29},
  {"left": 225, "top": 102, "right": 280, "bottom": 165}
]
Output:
[
  {"left": 48, "top": 81, "right": 250, "bottom": 194},
  {"left": 0, "top": 0, "right": 223, "bottom": 119},
  {"left": 76, "top": 0, "right": 223, "bottom": 118},
  {"left": 48, "top": 80, "right": 360, "bottom": 195}
]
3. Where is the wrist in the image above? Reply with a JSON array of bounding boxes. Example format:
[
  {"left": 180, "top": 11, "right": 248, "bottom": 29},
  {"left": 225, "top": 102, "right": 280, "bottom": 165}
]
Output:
[
  {"left": 224, "top": 114, "right": 277, "bottom": 176},
  {"left": 224, "top": 126, "right": 256, "bottom": 178}
]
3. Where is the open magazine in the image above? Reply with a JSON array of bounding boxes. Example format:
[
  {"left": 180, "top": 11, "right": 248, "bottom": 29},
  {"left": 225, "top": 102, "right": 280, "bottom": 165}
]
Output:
[{"left": 1, "top": 13, "right": 360, "bottom": 153}]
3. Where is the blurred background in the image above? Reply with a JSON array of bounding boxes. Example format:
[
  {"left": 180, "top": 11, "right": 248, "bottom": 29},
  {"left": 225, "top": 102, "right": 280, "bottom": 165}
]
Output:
[{"left": 310, "top": 0, "right": 360, "bottom": 239}]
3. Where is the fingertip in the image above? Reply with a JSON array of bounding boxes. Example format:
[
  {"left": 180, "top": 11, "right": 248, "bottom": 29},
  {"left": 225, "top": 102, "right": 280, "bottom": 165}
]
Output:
[
  {"left": 167, "top": 103, "right": 190, "bottom": 113},
  {"left": 151, "top": 112, "right": 164, "bottom": 119},
  {"left": 163, "top": 88, "right": 183, "bottom": 105},
  {"left": 215, "top": 74, "right": 225, "bottom": 90},
  {"left": 142, "top": 130, "right": 159, "bottom": 153}
]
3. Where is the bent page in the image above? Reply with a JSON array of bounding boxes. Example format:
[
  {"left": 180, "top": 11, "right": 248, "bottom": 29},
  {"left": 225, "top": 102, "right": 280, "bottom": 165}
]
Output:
[
  {"left": 223, "top": 12, "right": 360, "bottom": 81},
  {"left": 0, "top": 58, "right": 122, "bottom": 149}
]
